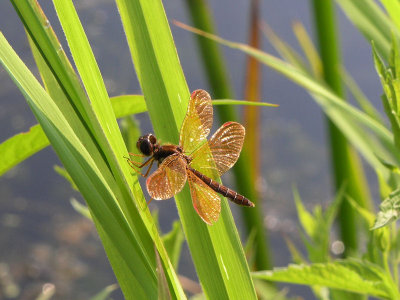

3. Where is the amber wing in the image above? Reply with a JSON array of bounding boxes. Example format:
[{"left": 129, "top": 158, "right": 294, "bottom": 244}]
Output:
[
  {"left": 187, "top": 169, "right": 221, "bottom": 224},
  {"left": 190, "top": 121, "right": 245, "bottom": 177},
  {"left": 146, "top": 154, "right": 187, "bottom": 200},
  {"left": 179, "top": 89, "right": 213, "bottom": 155}
]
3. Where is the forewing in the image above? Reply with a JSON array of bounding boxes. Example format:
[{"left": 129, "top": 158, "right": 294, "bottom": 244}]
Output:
[
  {"left": 191, "top": 121, "right": 245, "bottom": 176},
  {"left": 146, "top": 154, "right": 187, "bottom": 200},
  {"left": 187, "top": 169, "right": 221, "bottom": 224},
  {"left": 179, "top": 89, "right": 213, "bottom": 154}
]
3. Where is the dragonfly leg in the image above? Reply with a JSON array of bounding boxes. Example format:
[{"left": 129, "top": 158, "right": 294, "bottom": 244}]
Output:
[
  {"left": 143, "top": 159, "right": 155, "bottom": 177},
  {"left": 128, "top": 152, "right": 146, "bottom": 157},
  {"left": 125, "top": 156, "right": 154, "bottom": 177}
]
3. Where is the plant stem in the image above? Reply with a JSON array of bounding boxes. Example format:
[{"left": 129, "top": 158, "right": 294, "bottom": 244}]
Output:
[{"left": 311, "top": 0, "right": 372, "bottom": 256}]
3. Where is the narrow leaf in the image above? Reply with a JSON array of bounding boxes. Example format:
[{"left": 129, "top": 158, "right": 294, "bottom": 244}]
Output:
[{"left": 89, "top": 284, "right": 118, "bottom": 300}]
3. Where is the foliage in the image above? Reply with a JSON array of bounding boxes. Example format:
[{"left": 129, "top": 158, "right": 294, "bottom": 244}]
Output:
[{"left": 4, "top": 0, "right": 400, "bottom": 299}]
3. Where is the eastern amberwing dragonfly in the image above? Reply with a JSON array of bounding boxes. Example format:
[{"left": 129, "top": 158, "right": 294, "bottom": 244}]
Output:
[{"left": 127, "top": 89, "right": 254, "bottom": 224}]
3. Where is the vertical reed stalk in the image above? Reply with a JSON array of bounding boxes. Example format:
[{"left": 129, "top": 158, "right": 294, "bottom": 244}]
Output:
[
  {"left": 244, "top": 0, "right": 261, "bottom": 181},
  {"left": 311, "top": 0, "right": 371, "bottom": 256}
]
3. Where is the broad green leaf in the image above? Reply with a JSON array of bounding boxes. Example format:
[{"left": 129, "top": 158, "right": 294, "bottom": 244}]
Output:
[
  {"left": 380, "top": 0, "right": 400, "bottom": 33},
  {"left": 115, "top": 0, "right": 257, "bottom": 298},
  {"left": 0, "top": 124, "right": 48, "bottom": 175},
  {"left": 117, "top": 0, "right": 256, "bottom": 299},
  {"left": 110, "top": 95, "right": 147, "bottom": 117},
  {"left": 253, "top": 260, "right": 399, "bottom": 299},
  {"left": 372, "top": 188, "right": 400, "bottom": 229}
]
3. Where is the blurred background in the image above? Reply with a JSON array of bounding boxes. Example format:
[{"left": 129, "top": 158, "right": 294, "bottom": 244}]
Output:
[{"left": 0, "top": 0, "right": 381, "bottom": 299}]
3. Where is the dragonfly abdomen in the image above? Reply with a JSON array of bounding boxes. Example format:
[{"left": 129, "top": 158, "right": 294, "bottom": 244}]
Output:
[{"left": 188, "top": 167, "right": 255, "bottom": 207}]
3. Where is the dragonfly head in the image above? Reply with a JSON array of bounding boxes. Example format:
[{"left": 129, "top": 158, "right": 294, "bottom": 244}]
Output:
[{"left": 137, "top": 134, "right": 158, "bottom": 156}]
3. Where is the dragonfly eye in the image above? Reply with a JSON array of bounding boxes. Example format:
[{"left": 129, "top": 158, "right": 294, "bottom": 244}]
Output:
[
  {"left": 148, "top": 134, "right": 157, "bottom": 144},
  {"left": 137, "top": 134, "right": 157, "bottom": 156}
]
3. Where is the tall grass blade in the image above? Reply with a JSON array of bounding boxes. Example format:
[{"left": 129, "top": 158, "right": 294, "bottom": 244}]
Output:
[
  {"left": 115, "top": 0, "right": 257, "bottom": 298},
  {"left": 182, "top": 0, "right": 273, "bottom": 271},
  {"left": 9, "top": 0, "right": 184, "bottom": 297},
  {"left": 312, "top": 0, "right": 371, "bottom": 259},
  {"left": 0, "top": 32, "right": 156, "bottom": 298},
  {"left": 51, "top": 0, "right": 185, "bottom": 297}
]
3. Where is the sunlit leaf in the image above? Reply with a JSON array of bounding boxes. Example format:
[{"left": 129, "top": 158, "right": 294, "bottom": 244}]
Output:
[{"left": 253, "top": 260, "right": 398, "bottom": 299}]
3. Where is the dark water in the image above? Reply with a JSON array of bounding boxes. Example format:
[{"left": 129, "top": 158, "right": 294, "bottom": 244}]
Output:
[{"left": 0, "top": 0, "right": 381, "bottom": 299}]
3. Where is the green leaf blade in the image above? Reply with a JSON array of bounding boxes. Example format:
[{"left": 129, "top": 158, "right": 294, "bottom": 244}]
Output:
[
  {"left": 0, "top": 32, "right": 158, "bottom": 298},
  {"left": 253, "top": 260, "right": 398, "bottom": 299},
  {"left": 116, "top": 0, "right": 257, "bottom": 298}
]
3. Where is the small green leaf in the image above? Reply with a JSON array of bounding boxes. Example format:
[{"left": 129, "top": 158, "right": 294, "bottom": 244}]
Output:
[
  {"left": 54, "top": 165, "right": 77, "bottom": 190},
  {"left": 89, "top": 284, "right": 118, "bottom": 300},
  {"left": 284, "top": 237, "right": 306, "bottom": 264},
  {"left": 293, "top": 187, "right": 316, "bottom": 238},
  {"left": 70, "top": 198, "right": 92, "bottom": 220},
  {"left": 372, "top": 188, "right": 400, "bottom": 229},
  {"left": 373, "top": 42, "right": 388, "bottom": 83}
]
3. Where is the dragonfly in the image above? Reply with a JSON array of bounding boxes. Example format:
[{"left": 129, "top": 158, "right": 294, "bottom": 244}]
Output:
[{"left": 127, "top": 89, "right": 254, "bottom": 224}]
